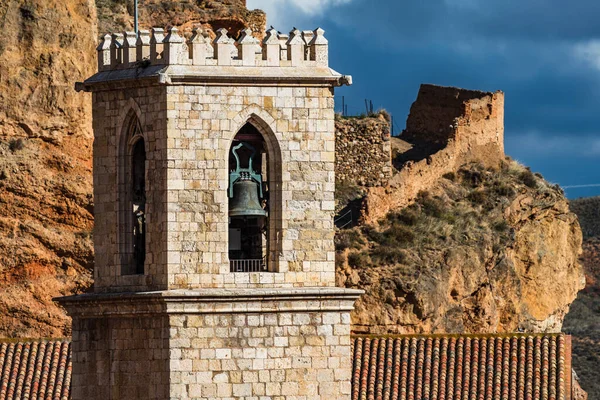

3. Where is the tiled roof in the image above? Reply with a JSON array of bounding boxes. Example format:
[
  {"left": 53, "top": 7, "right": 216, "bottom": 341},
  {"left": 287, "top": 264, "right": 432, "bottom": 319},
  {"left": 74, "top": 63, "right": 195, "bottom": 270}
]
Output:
[
  {"left": 0, "top": 340, "right": 71, "bottom": 400},
  {"left": 0, "top": 334, "right": 572, "bottom": 400},
  {"left": 352, "top": 334, "right": 572, "bottom": 400}
]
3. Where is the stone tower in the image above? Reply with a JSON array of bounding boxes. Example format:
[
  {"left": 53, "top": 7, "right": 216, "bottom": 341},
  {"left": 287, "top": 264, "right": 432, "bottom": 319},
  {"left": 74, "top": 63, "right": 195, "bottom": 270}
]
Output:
[{"left": 59, "top": 25, "right": 361, "bottom": 400}]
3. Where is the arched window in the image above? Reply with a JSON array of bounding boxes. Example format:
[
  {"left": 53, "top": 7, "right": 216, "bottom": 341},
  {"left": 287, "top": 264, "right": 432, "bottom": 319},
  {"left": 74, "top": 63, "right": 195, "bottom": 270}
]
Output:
[
  {"left": 228, "top": 122, "right": 271, "bottom": 272},
  {"left": 119, "top": 116, "right": 146, "bottom": 275}
]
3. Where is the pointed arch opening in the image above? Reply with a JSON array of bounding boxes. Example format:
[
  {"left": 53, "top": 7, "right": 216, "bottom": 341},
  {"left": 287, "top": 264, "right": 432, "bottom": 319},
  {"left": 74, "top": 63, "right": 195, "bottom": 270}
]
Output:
[
  {"left": 118, "top": 114, "right": 147, "bottom": 275},
  {"left": 228, "top": 117, "right": 282, "bottom": 273}
]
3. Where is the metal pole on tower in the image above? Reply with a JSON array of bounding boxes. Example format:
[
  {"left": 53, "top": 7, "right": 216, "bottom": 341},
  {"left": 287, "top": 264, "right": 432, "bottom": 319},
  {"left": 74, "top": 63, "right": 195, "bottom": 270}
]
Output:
[{"left": 134, "top": 0, "right": 139, "bottom": 37}]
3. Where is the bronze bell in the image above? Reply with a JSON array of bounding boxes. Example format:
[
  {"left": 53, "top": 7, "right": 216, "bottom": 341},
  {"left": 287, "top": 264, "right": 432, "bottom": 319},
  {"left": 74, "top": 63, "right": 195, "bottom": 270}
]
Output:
[{"left": 229, "top": 177, "right": 267, "bottom": 218}]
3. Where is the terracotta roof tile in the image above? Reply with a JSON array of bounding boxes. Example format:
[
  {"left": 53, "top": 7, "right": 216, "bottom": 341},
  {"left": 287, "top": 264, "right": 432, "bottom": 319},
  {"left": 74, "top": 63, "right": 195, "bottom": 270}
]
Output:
[
  {"left": 0, "top": 334, "right": 572, "bottom": 400},
  {"left": 351, "top": 334, "right": 572, "bottom": 400},
  {"left": 0, "top": 340, "right": 71, "bottom": 400}
]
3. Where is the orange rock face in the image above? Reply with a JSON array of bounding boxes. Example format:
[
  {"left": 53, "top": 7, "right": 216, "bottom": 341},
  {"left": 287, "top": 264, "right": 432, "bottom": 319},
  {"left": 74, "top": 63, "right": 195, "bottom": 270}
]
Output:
[{"left": 0, "top": 0, "right": 263, "bottom": 337}]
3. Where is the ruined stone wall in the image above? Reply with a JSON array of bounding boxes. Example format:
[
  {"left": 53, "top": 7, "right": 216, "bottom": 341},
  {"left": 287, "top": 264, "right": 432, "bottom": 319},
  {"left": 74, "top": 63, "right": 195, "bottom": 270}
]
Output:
[
  {"left": 361, "top": 85, "right": 505, "bottom": 224},
  {"left": 335, "top": 114, "right": 391, "bottom": 187},
  {"left": 403, "top": 84, "right": 505, "bottom": 165}
]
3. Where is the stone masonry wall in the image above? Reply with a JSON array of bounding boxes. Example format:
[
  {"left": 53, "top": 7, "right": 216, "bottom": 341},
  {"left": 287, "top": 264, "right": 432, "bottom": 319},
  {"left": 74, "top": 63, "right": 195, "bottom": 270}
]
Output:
[
  {"left": 63, "top": 290, "right": 360, "bottom": 400},
  {"left": 169, "top": 309, "right": 352, "bottom": 399},
  {"left": 70, "top": 315, "right": 170, "bottom": 399},
  {"left": 92, "top": 86, "right": 169, "bottom": 292},
  {"left": 91, "top": 83, "right": 337, "bottom": 292},
  {"left": 335, "top": 114, "right": 391, "bottom": 187},
  {"left": 164, "top": 85, "right": 336, "bottom": 290}
]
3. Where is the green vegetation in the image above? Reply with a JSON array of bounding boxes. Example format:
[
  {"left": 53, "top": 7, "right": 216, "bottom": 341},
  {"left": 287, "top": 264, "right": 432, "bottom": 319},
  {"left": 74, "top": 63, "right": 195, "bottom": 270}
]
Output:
[
  {"left": 336, "top": 160, "right": 556, "bottom": 271},
  {"left": 8, "top": 138, "right": 24, "bottom": 152}
]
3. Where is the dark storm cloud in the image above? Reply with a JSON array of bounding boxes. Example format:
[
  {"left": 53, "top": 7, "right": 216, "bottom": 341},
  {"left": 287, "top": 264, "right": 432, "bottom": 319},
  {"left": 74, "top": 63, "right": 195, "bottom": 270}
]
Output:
[
  {"left": 317, "top": 0, "right": 600, "bottom": 195},
  {"left": 332, "top": 0, "right": 600, "bottom": 42}
]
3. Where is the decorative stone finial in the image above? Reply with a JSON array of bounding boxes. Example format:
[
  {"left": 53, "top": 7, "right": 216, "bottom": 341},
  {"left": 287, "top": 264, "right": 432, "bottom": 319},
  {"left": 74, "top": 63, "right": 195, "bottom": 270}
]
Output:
[
  {"left": 214, "top": 28, "right": 234, "bottom": 66},
  {"left": 150, "top": 28, "right": 165, "bottom": 64},
  {"left": 189, "top": 28, "right": 209, "bottom": 66},
  {"left": 286, "top": 29, "right": 304, "bottom": 66},
  {"left": 237, "top": 28, "right": 259, "bottom": 66},
  {"left": 97, "top": 34, "right": 111, "bottom": 72},
  {"left": 309, "top": 27, "right": 328, "bottom": 67},
  {"left": 136, "top": 30, "right": 151, "bottom": 61},
  {"left": 164, "top": 27, "right": 187, "bottom": 65},
  {"left": 262, "top": 28, "right": 280, "bottom": 66},
  {"left": 122, "top": 31, "right": 137, "bottom": 64},
  {"left": 110, "top": 33, "right": 123, "bottom": 68}
]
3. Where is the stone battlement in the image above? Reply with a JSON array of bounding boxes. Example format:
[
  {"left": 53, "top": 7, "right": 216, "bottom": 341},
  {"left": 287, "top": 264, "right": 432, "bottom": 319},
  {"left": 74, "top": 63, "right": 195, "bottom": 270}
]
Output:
[{"left": 97, "top": 26, "right": 329, "bottom": 72}]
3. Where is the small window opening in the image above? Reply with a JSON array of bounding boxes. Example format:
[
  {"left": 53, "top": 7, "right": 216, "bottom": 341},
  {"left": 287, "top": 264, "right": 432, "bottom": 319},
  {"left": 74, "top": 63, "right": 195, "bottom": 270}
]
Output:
[
  {"left": 131, "top": 139, "right": 146, "bottom": 275},
  {"left": 228, "top": 123, "right": 269, "bottom": 272}
]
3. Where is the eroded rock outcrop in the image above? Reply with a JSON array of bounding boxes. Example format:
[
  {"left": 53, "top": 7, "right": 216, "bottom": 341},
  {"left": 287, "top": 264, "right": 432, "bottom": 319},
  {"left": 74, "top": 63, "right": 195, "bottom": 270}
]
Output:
[
  {"left": 0, "top": 0, "right": 97, "bottom": 337},
  {"left": 336, "top": 161, "right": 585, "bottom": 335},
  {"left": 97, "top": 0, "right": 266, "bottom": 38}
]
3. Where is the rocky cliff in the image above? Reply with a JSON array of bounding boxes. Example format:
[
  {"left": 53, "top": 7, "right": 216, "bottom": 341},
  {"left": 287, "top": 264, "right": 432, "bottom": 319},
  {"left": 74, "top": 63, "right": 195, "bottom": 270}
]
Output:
[
  {"left": 0, "top": 0, "right": 97, "bottom": 337},
  {"left": 564, "top": 196, "right": 600, "bottom": 398},
  {"left": 336, "top": 160, "right": 585, "bottom": 335},
  {"left": 0, "top": 0, "right": 260, "bottom": 337}
]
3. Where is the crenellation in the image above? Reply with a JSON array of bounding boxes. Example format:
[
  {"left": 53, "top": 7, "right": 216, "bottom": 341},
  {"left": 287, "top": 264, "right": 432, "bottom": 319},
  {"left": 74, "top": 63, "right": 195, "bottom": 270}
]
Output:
[
  {"left": 150, "top": 27, "right": 165, "bottom": 64},
  {"left": 122, "top": 31, "right": 137, "bottom": 64},
  {"left": 136, "top": 29, "right": 151, "bottom": 62},
  {"left": 189, "top": 28, "right": 210, "bottom": 66},
  {"left": 262, "top": 28, "right": 280, "bottom": 66},
  {"left": 163, "top": 27, "right": 187, "bottom": 65},
  {"left": 95, "top": 26, "right": 331, "bottom": 71},
  {"left": 286, "top": 29, "right": 304, "bottom": 66},
  {"left": 97, "top": 33, "right": 111, "bottom": 71},
  {"left": 110, "top": 32, "right": 123, "bottom": 68},
  {"left": 237, "top": 28, "right": 260, "bottom": 66},
  {"left": 213, "top": 28, "right": 234, "bottom": 66}
]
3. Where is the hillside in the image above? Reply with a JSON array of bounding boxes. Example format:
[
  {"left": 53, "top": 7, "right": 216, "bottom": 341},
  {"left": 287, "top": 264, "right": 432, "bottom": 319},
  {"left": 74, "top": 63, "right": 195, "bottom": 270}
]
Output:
[
  {"left": 564, "top": 196, "right": 600, "bottom": 398},
  {"left": 336, "top": 160, "right": 584, "bottom": 334}
]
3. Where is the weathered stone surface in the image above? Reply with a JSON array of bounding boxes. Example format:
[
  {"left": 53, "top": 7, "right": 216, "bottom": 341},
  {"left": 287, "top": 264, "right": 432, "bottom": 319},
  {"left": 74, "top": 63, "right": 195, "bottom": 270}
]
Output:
[
  {"left": 335, "top": 113, "right": 391, "bottom": 187},
  {"left": 97, "top": 0, "right": 266, "bottom": 39},
  {"left": 360, "top": 84, "right": 505, "bottom": 225},
  {"left": 61, "top": 288, "right": 361, "bottom": 400},
  {"left": 0, "top": 0, "right": 96, "bottom": 337},
  {"left": 337, "top": 161, "right": 585, "bottom": 336}
]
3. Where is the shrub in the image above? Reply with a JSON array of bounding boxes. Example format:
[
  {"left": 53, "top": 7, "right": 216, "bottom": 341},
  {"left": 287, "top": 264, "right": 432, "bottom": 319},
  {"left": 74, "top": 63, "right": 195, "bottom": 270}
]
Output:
[
  {"left": 383, "top": 225, "right": 415, "bottom": 245},
  {"left": 392, "top": 209, "right": 419, "bottom": 226},
  {"left": 468, "top": 190, "right": 488, "bottom": 205},
  {"left": 417, "top": 192, "right": 445, "bottom": 218},
  {"left": 371, "top": 247, "right": 406, "bottom": 265},
  {"left": 442, "top": 172, "right": 456, "bottom": 181},
  {"left": 348, "top": 251, "right": 370, "bottom": 268},
  {"left": 492, "top": 220, "right": 509, "bottom": 233},
  {"left": 519, "top": 169, "right": 538, "bottom": 188},
  {"left": 335, "top": 229, "right": 365, "bottom": 251},
  {"left": 492, "top": 183, "right": 515, "bottom": 198},
  {"left": 9, "top": 138, "right": 24, "bottom": 152}
]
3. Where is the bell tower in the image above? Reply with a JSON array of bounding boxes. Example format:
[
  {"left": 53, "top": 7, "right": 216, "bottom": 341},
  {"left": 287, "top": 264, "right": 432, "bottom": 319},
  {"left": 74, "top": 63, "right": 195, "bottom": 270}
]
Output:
[{"left": 59, "top": 26, "right": 361, "bottom": 399}]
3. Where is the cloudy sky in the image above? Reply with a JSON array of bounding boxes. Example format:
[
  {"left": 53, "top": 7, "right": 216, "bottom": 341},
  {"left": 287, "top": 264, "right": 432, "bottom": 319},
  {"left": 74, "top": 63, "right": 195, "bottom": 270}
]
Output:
[{"left": 248, "top": 0, "right": 600, "bottom": 198}]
